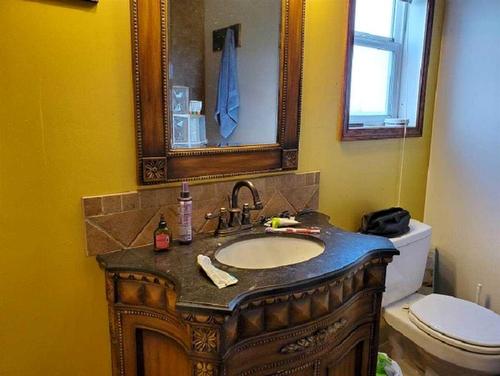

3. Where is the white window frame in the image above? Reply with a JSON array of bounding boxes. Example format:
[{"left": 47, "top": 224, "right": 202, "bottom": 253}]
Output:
[{"left": 349, "top": 0, "right": 408, "bottom": 127}]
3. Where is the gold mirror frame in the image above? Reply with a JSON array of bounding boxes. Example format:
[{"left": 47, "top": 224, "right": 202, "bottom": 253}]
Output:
[{"left": 131, "top": 0, "right": 305, "bottom": 184}]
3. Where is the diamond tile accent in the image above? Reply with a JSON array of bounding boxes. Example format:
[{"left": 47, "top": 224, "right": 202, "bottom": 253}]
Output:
[
  {"left": 281, "top": 185, "right": 318, "bottom": 212},
  {"left": 259, "top": 191, "right": 296, "bottom": 219},
  {"left": 305, "top": 188, "right": 319, "bottom": 210},
  {"left": 82, "top": 172, "right": 320, "bottom": 256},
  {"left": 90, "top": 208, "right": 157, "bottom": 247},
  {"left": 85, "top": 222, "right": 122, "bottom": 256},
  {"left": 130, "top": 206, "right": 175, "bottom": 248}
]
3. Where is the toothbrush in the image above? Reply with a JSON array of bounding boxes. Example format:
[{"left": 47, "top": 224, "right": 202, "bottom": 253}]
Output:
[{"left": 265, "top": 227, "right": 320, "bottom": 235}]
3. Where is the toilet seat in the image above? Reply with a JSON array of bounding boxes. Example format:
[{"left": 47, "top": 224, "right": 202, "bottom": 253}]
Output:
[
  {"left": 409, "top": 294, "right": 500, "bottom": 355},
  {"left": 384, "top": 293, "right": 500, "bottom": 374}
]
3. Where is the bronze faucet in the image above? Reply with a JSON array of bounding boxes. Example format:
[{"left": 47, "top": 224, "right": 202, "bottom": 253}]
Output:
[{"left": 205, "top": 180, "right": 263, "bottom": 236}]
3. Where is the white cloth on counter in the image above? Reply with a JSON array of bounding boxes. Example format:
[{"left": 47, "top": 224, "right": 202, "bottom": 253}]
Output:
[{"left": 197, "top": 255, "right": 238, "bottom": 289}]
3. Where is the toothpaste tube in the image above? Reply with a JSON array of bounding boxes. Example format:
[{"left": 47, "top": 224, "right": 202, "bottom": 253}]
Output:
[{"left": 264, "top": 217, "right": 300, "bottom": 228}]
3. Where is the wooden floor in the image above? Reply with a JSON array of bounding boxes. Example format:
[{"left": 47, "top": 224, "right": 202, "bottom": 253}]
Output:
[
  {"left": 379, "top": 318, "right": 490, "bottom": 376},
  {"left": 379, "top": 340, "right": 426, "bottom": 376}
]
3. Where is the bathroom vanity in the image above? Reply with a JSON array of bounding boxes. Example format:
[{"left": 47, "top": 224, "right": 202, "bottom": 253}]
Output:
[{"left": 97, "top": 212, "right": 397, "bottom": 376}]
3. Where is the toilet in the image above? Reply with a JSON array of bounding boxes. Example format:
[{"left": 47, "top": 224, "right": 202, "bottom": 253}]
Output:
[{"left": 382, "top": 219, "right": 500, "bottom": 375}]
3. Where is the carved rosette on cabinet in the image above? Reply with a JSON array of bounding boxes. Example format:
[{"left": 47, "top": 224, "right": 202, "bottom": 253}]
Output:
[
  {"left": 184, "top": 313, "right": 222, "bottom": 374},
  {"left": 102, "top": 254, "right": 394, "bottom": 376},
  {"left": 192, "top": 327, "right": 218, "bottom": 353},
  {"left": 194, "top": 362, "right": 217, "bottom": 376}
]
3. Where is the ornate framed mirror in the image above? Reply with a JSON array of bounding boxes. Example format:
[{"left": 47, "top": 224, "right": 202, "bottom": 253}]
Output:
[{"left": 131, "top": 0, "right": 305, "bottom": 184}]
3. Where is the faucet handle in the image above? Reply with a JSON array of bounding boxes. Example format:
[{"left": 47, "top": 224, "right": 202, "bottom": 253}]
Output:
[
  {"left": 205, "top": 208, "right": 229, "bottom": 234},
  {"left": 241, "top": 204, "right": 252, "bottom": 225},
  {"left": 253, "top": 201, "right": 263, "bottom": 210},
  {"left": 244, "top": 202, "right": 263, "bottom": 211},
  {"left": 205, "top": 211, "right": 218, "bottom": 220},
  {"left": 241, "top": 202, "right": 262, "bottom": 225},
  {"left": 228, "top": 207, "right": 242, "bottom": 227},
  {"left": 205, "top": 207, "right": 226, "bottom": 219}
]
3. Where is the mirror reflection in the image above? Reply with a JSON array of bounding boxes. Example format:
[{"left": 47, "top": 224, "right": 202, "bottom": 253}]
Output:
[
  {"left": 347, "top": 0, "right": 431, "bottom": 130},
  {"left": 169, "top": 0, "right": 281, "bottom": 149}
]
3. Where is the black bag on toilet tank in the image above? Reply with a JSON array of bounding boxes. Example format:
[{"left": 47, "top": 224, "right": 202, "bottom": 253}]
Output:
[{"left": 359, "top": 207, "right": 411, "bottom": 238}]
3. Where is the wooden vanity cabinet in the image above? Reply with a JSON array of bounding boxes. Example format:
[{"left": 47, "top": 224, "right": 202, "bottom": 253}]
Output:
[{"left": 103, "top": 254, "right": 392, "bottom": 376}]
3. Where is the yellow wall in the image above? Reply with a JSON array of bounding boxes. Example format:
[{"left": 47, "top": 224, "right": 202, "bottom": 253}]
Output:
[
  {"left": 0, "top": 1, "right": 136, "bottom": 375},
  {"left": 0, "top": 0, "right": 442, "bottom": 375},
  {"left": 300, "top": 0, "right": 444, "bottom": 230}
]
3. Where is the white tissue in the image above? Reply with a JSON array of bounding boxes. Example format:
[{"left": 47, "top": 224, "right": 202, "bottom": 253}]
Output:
[{"left": 197, "top": 255, "right": 238, "bottom": 289}]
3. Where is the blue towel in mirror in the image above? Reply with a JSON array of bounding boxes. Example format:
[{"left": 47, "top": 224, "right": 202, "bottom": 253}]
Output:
[{"left": 215, "top": 28, "right": 240, "bottom": 139}]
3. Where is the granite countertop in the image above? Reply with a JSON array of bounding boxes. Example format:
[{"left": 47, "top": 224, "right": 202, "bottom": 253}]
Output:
[{"left": 96, "top": 211, "right": 398, "bottom": 314}]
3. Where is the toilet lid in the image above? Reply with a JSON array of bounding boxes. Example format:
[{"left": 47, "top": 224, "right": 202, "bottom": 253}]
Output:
[{"left": 409, "top": 294, "right": 500, "bottom": 355}]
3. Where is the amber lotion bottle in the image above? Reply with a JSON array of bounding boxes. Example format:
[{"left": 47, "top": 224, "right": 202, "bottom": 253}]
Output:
[
  {"left": 154, "top": 214, "right": 172, "bottom": 252},
  {"left": 178, "top": 181, "right": 193, "bottom": 244}
]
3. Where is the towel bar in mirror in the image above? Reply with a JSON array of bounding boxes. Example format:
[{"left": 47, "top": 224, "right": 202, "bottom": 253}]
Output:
[{"left": 131, "top": 0, "right": 305, "bottom": 184}]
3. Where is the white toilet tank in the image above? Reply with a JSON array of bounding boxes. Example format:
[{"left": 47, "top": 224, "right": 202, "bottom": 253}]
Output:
[{"left": 382, "top": 219, "right": 432, "bottom": 307}]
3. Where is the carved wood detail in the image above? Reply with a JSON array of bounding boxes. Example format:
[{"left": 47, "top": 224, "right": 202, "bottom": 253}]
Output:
[
  {"left": 280, "top": 318, "right": 348, "bottom": 354},
  {"left": 282, "top": 149, "right": 298, "bottom": 170},
  {"left": 110, "top": 271, "right": 176, "bottom": 311},
  {"left": 194, "top": 361, "right": 217, "bottom": 376},
  {"left": 142, "top": 157, "right": 167, "bottom": 184},
  {"left": 274, "top": 361, "right": 318, "bottom": 376},
  {"left": 182, "top": 312, "right": 225, "bottom": 325},
  {"left": 102, "top": 255, "right": 394, "bottom": 376},
  {"left": 192, "top": 327, "right": 218, "bottom": 353}
]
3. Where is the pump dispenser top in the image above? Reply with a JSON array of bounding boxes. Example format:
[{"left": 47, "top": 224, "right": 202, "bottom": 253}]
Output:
[{"left": 180, "top": 181, "right": 192, "bottom": 200}]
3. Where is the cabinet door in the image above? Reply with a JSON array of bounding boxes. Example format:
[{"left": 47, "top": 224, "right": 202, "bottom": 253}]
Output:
[
  {"left": 318, "top": 325, "right": 372, "bottom": 376},
  {"left": 324, "top": 342, "right": 365, "bottom": 376},
  {"left": 120, "top": 314, "right": 191, "bottom": 376},
  {"left": 136, "top": 329, "right": 190, "bottom": 376}
]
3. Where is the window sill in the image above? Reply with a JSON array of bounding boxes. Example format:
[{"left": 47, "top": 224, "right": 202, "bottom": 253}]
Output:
[{"left": 341, "top": 125, "right": 423, "bottom": 141}]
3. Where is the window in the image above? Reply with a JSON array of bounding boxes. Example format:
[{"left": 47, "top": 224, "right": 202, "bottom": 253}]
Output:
[
  {"left": 342, "top": 0, "right": 435, "bottom": 140},
  {"left": 350, "top": 0, "right": 406, "bottom": 125}
]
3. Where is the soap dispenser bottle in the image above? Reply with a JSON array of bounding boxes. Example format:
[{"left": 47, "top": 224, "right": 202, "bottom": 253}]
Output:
[
  {"left": 178, "top": 181, "right": 193, "bottom": 244},
  {"left": 154, "top": 214, "right": 172, "bottom": 252}
]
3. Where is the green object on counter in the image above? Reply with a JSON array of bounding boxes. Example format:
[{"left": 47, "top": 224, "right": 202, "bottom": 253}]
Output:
[
  {"left": 270, "top": 217, "right": 300, "bottom": 228},
  {"left": 376, "top": 353, "right": 392, "bottom": 376},
  {"left": 271, "top": 218, "right": 280, "bottom": 228}
]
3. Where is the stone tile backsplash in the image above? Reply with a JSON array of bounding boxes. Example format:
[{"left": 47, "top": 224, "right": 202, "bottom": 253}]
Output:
[{"left": 82, "top": 172, "right": 320, "bottom": 256}]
